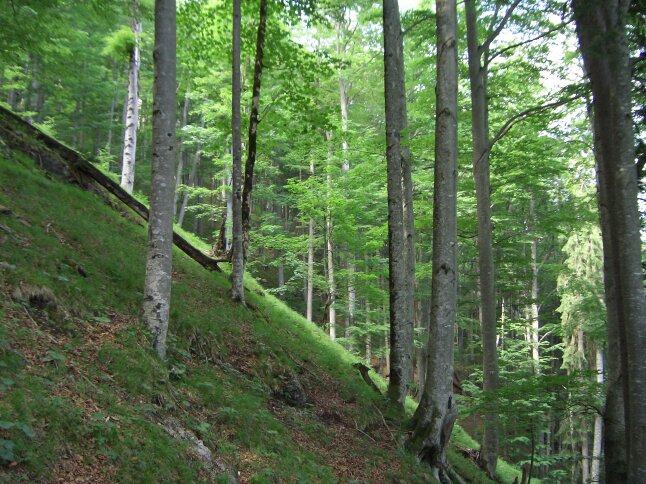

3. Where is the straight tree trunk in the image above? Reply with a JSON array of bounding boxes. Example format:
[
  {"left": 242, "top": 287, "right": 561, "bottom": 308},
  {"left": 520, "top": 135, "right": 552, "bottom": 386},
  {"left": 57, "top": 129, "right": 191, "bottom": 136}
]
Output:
[
  {"left": 383, "top": 0, "right": 415, "bottom": 408},
  {"left": 465, "top": 0, "right": 501, "bottom": 475},
  {"left": 591, "top": 347, "right": 604, "bottom": 483},
  {"left": 408, "top": 0, "right": 458, "bottom": 476},
  {"left": 230, "top": 0, "right": 245, "bottom": 303},
  {"left": 306, "top": 159, "right": 315, "bottom": 322},
  {"left": 106, "top": 61, "right": 119, "bottom": 161},
  {"left": 173, "top": 84, "right": 191, "bottom": 216},
  {"left": 241, "top": 0, "right": 268, "bottom": 260},
  {"left": 325, "top": 136, "right": 337, "bottom": 339},
  {"left": 573, "top": 2, "right": 646, "bottom": 481},
  {"left": 120, "top": 12, "right": 141, "bottom": 194},
  {"left": 177, "top": 149, "right": 201, "bottom": 228},
  {"left": 143, "top": 0, "right": 176, "bottom": 360}
]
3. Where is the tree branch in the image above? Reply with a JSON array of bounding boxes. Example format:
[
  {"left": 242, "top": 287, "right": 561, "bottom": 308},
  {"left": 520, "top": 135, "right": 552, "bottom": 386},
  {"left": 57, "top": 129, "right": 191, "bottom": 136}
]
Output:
[
  {"left": 491, "top": 92, "right": 583, "bottom": 148},
  {"left": 489, "top": 20, "right": 574, "bottom": 62},
  {"left": 480, "top": 0, "right": 522, "bottom": 56},
  {"left": 402, "top": 11, "right": 435, "bottom": 37},
  {"left": 474, "top": 92, "right": 584, "bottom": 169}
]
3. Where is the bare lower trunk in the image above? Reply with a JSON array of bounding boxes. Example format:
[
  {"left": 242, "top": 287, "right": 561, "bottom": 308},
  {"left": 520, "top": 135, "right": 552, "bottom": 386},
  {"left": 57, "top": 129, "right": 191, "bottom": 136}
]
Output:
[
  {"left": 120, "top": 18, "right": 141, "bottom": 194},
  {"left": 106, "top": 61, "right": 118, "bottom": 160},
  {"left": 573, "top": 2, "right": 645, "bottom": 481},
  {"left": 530, "top": 199, "right": 540, "bottom": 369},
  {"left": 144, "top": 0, "right": 176, "bottom": 360},
  {"left": 231, "top": 0, "right": 246, "bottom": 302},
  {"left": 383, "top": 0, "right": 414, "bottom": 408},
  {"left": 326, "top": 169, "right": 336, "bottom": 339},
  {"left": 591, "top": 347, "right": 604, "bottom": 483},
  {"left": 177, "top": 150, "right": 201, "bottom": 228},
  {"left": 465, "top": 0, "right": 499, "bottom": 475},
  {"left": 306, "top": 159, "right": 315, "bottom": 322},
  {"left": 408, "top": 0, "right": 458, "bottom": 475}
]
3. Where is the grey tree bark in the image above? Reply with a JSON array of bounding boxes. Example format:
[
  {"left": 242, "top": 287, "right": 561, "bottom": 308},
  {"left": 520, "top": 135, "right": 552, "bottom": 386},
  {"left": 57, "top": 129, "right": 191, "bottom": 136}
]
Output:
[
  {"left": 177, "top": 149, "right": 201, "bottom": 228},
  {"left": 230, "top": 0, "right": 244, "bottom": 303},
  {"left": 408, "top": 0, "right": 458, "bottom": 477},
  {"left": 573, "top": 1, "right": 646, "bottom": 481},
  {"left": 306, "top": 160, "right": 315, "bottom": 322},
  {"left": 591, "top": 347, "right": 604, "bottom": 483},
  {"left": 325, "top": 132, "right": 337, "bottom": 340},
  {"left": 120, "top": 9, "right": 141, "bottom": 195},
  {"left": 143, "top": 0, "right": 176, "bottom": 360},
  {"left": 383, "top": 0, "right": 415, "bottom": 408},
  {"left": 465, "top": 0, "right": 522, "bottom": 475}
]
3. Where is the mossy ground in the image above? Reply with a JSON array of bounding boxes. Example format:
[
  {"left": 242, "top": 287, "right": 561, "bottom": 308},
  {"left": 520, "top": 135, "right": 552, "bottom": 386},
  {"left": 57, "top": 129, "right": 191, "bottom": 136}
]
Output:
[{"left": 0, "top": 138, "right": 522, "bottom": 482}]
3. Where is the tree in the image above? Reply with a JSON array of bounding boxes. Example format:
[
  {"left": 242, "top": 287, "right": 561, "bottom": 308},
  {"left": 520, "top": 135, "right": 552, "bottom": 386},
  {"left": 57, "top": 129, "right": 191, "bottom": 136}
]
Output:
[
  {"left": 572, "top": 1, "right": 646, "bottom": 481},
  {"left": 241, "top": 0, "right": 268, "bottom": 259},
  {"left": 231, "top": 0, "right": 244, "bottom": 303},
  {"left": 464, "top": 0, "right": 521, "bottom": 475},
  {"left": 383, "top": 0, "right": 415, "bottom": 408},
  {"left": 408, "top": 0, "right": 458, "bottom": 477},
  {"left": 143, "top": 0, "right": 176, "bottom": 360},
  {"left": 120, "top": 0, "right": 142, "bottom": 194}
]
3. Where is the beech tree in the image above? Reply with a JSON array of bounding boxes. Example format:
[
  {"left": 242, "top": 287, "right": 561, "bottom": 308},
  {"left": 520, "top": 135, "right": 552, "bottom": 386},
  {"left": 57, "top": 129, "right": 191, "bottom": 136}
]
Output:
[
  {"left": 383, "top": 0, "right": 415, "bottom": 409},
  {"left": 573, "top": 0, "right": 646, "bottom": 481},
  {"left": 408, "top": 0, "right": 458, "bottom": 477},
  {"left": 143, "top": 0, "right": 176, "bottom": 360},
  {"left": 231, "top": 0, "right": 244, "bottom": 303}
]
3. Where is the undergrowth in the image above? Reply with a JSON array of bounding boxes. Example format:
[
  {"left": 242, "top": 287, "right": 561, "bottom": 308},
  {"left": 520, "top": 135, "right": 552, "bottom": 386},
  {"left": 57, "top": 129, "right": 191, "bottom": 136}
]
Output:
[{"left": 0, "top": 142, "right": 523, "bottom": 482}]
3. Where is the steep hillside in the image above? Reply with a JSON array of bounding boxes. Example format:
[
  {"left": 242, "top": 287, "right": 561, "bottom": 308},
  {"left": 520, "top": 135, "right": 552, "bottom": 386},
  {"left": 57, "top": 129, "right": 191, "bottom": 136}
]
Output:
[{"left": 0, "top": 112, "right": 515, "bottom": 482}]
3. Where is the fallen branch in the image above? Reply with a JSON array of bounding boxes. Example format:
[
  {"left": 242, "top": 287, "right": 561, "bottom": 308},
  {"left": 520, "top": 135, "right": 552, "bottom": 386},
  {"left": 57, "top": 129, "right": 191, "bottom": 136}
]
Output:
[{"left": 352, "top": 362, "right": 383, "bottom": 396}]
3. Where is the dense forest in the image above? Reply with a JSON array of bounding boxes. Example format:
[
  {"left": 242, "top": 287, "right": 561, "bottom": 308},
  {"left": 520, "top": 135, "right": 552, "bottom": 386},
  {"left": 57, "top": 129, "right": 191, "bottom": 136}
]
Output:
[{"left": 0, "top": 0, "right": 644, "bottom": 482}]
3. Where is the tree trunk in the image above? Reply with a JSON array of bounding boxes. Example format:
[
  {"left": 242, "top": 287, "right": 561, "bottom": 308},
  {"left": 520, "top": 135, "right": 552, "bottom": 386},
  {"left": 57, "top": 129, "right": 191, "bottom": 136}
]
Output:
[
  {"left": 177, "top": 149, "right": 201, "bottom": 228},
  {"left": 306, "top": 159, "right": 315, "bottom": 322},
  {"left": 465, "top": 0, "right": 499, "bottom": 476},
  {"left": 120, "top": 13, "right": 141, "bottom": 194},
  {"left": 383, "top": 0, "right": 414, "bottom": 408},
  {"left": 530, "top": 198, "right": 540, "bottom": 369},
  {"left": 230, "top": 0, "right": 244, "bottom": 303},
  {"left": 591, "top": 347, "right": 604, "bottom": 483},
  {"left": 173, "top": 84, "right": 191, "bottom": 217},
  {"left": 573, "top": 2, "right": 646, "bottom": 481},
  {"left": 143, "top": 0, "right": 176, "bottom": 360},
  {"left": 408, "top": 0, "right": 458, "bottom": 476},
  {"left": 106, "top": 61, "right": 118, "bottom": 161},
  {"left": 241, "top": 0, "right": 268, "bottom": 260},
  {"left": 325, "top": 135, "right": 337, "bottom": 340}
]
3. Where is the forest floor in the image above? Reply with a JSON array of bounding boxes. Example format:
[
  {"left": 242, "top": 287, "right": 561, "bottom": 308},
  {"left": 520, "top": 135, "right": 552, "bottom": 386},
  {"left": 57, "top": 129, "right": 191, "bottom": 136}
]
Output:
[{"left": 0, "top": 115, "right": 522, "bottom": 482}]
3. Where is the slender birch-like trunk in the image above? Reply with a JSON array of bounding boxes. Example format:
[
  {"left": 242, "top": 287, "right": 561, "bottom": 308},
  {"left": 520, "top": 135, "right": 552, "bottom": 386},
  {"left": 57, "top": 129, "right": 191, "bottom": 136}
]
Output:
[
  {"left": 120, "top": 13, "right": 141, "bottom": 194},
  {"left": 144, "top": 0, "right": 176, "bottom": 360},
  {"left": 591, "top": 347, "right": 604, "bottom": 483},
  {"left": 230, "top": 0, "right": 244, "bottom": 302}
]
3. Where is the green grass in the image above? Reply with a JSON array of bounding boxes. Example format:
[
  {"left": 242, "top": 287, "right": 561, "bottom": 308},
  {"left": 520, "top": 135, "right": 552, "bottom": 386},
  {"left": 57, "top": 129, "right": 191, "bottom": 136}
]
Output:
[{"left": 0, "top": 142, "right": 526, "bottom": 482}]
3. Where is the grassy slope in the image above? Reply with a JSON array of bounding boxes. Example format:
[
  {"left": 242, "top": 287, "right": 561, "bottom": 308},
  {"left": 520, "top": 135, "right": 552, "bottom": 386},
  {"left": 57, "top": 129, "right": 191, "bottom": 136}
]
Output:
[{"left": 0, "top": 142, "right": 520, "bottom": 482}]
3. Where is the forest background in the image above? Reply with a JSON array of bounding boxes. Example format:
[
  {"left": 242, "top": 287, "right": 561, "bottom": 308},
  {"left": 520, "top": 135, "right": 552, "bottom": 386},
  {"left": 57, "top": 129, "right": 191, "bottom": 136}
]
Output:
[{"left": 0, "top": 0, "right": 644, "bottom": 482}]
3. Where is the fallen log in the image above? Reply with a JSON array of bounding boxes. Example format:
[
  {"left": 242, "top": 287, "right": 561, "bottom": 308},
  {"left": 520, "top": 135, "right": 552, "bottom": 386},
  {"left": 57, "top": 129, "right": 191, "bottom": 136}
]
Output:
[{"left": 0, "top": 106, "right": 223, "bottom": 272}]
